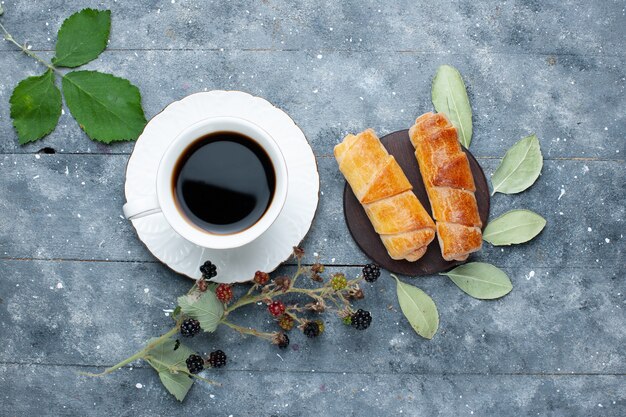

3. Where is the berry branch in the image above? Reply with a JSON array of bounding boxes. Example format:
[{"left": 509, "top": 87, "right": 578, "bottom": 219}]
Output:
[{"left": 83, "top": 247, "right": 381, "bottom": 401}]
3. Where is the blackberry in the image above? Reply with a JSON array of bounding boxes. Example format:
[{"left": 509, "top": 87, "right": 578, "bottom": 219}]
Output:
[
  {"left": 180, "top": 318, "right": 201, "bottom": 337},
  {"left": 186, "top": 354, "right": 204, "bottom": 374},
  {"left": 275, "top": 332, "right": 289, "bottom": 349},
  {"left": 277, "top": 314, "right": 295, "bottom": 331},
  {"left": 331, "top": 273, "right": 347, "bottom": 291},
  {"left": 351, "top": 309, "right": 372, "bottom": 330},
  {"left": 362, "top": 264, "right": 380, "bottom": 283},
  {"left": 268, "top": 300, "right": 286, "bottom": 317},
  {"left": 303, "top": 321, "right": 321, "bottom": 338},
  {"left": 215, "top": 283, "right": 233, "bottom": 303},
  {"left": 207, "top": 350, "right": 227, "bottom": 368},
  {"left": 200, "top": 261, "right": 217, "bottom": 279},
  {"left": 254, "top": 271, "right": 270, "bottom": 285}
]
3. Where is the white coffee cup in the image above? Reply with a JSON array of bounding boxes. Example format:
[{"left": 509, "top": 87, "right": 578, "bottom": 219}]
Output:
[{"left": 123, "top": 117, "right": 288, "bottom": 249}]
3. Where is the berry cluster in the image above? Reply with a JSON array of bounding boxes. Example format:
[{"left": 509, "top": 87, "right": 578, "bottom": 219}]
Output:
[
  {"left": 180, "top": 318, "right": 201, "bottom": 338},
  {"left": 200, "top": 261, "right": 217, "bottom": 279},
  {"left": 215, "top": 284, "right": 233, "bottom": 303},
  {"left": 268, "top": 300, "right": 286, "bottom": 317},
  {"left": 95, "top": 248, "right": 382, "bottom": 401}
]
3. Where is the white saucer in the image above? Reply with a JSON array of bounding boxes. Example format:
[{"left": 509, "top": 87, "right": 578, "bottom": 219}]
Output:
[{"left": 124, "top": 91, "right": 319, "bottom": 283}]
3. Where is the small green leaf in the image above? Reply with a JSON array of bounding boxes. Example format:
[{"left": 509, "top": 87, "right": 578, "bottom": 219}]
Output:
[
  {"left": 393, "top": 275, "right": 439, "bottom": 339},
  {"left": 432, "top": 64, "right": 473, "bottom": 148},
  {"left": 62, "top": 70, "right": 147, "bottom": 143},
  {"left": 441, "top": 262, "right": 512, "bottom": 300},
  {"left": 145, "top": 339, "right": 194, "bottom": 402},
  {"left": 177, "top": 291, "right": 224, "bottom": 332},
  {"left": 10, "top": 70, "right": 62, "bottom": 144},
  {"left": 483, "top": 209, "right": 546, "bottom": 246},
  {"left": 145, "top": 338, "right": 194, "bottom": 373},
  {"left": 158, "top": 369, "right": 194, "bottom": 402},
  {"left": 52, "top": 9, "right": 111, "bottom": 68},
  {"left": 491, "top": 134, "right": 543, "bottom": 195}
]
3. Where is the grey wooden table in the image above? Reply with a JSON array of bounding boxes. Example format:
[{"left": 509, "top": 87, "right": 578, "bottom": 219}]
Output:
[{"left": 1, "top": 1, "right": 624, "bottom": 416}]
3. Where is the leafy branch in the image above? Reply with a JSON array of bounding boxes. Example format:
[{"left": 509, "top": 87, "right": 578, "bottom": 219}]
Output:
[
  {"left": 2, "top": 8, "right": 147, "bottom": 145},
  {"left": 84, "top": 248, "right": 378, "bottom": 402}
]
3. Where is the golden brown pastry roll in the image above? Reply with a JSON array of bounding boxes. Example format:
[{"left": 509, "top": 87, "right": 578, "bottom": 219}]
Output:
[
  {"left": 334, "top": 129, "right": 435, "bottom": 261},
  {"left": 409, "top": 113, "right": 482, "bottom": 261}
]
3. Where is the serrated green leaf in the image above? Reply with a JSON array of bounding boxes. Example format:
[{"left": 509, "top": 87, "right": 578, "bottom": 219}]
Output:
[
  {"left": 441, "top": 262, "right": 512, "bottom": 300},
  {"left": 177, "top": 291, "right": 224, "bottom": 332},
  {"left": 9, "top": 70, "right": 62, "bottom": 144},
  {"left": 158, "top": 369, "right": 194, "bottom": 402},
  {"left": 483, "top": 209, "right": 546, "bottom": 246},
  {"left": 52, "top": 9, "right": 111, "bottom": 68},
  {"left": 393, "top": 275, "right": 439, "bottom": 339},
  {"left": 432, "top": 64, "right": 473, "bottom": 148},
  {"left": 491, "top": 134, "right": 543, "bottom": 195},
  {"left": 62, "top": 70, "right": 146, "bottom": 143},
  {"left": 145, "top": 339, "right": 195, "bottom": 402}
]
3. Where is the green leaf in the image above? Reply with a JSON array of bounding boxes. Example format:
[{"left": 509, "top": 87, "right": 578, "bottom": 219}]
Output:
[
  {"left": 483, "top": 209, "right": 546, "bottom": 246},
  {"left": 62, "top": 70, "right": 147, "bottom": 143},
  {"left": 145, "top": 338, "right": 194, "bottom": 402},
  {"left": 9, "top": 70, "right": 62, "bottom": 144},
  {"left": 52, "top": 9, "right": 111, "bottom": 68},
  {"left": 432, "top": 64, "right": 473, "bottom": 148},
  {"left": 491, "top": 134, "right": 543, "bottom": 195},
  {"left": 177, "top": 291, "right": 224, "bottom": 332},
  {"left": 441, "top": 262, "right": 512, "bottom": 300},
  {"left": 393, "top": 275, "right": 439, "bottom": 339},
  {"left": 158, "top": 369, "right": 194, "bottom": 402}
]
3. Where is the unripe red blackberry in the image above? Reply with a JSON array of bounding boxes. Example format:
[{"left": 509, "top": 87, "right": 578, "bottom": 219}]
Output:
[
  {"left": 215, "top": 284, "right": 233, "bottom": 303},
  {"left": 268, "top": 300, "right": 286, "bottom": 317},
  {"left": 254, "top": 271, "right": 270, "bottom": 285}
]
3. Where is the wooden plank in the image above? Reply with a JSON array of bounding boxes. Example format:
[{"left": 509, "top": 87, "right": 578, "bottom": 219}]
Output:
[
  {"left": 1, "top": 262, "right": 624, "bottom": 375},
  {"left": 0, "top": 154, "right": 623, "bottom": 267},
  {"left": 1, "top": 364, "right": 624, "bottom": 416},
  {"left": 0, "top": 0, "right": 623, "bottom": 55},
  {"left": 0, "top": 50, "right": 623, "bottom": 159}
]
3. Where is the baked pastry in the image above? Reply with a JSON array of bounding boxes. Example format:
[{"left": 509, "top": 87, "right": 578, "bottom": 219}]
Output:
[
  {"left": 409, "top": 112, "right": 482, "bottom": 261},
  {"left": 334, "top": 129, "right": 435, "bottom": 261}
]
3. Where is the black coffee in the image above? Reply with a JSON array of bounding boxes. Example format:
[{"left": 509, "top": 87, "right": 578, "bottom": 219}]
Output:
[{"left": 172, "top": 131, "right": 275, "bottom": 234}]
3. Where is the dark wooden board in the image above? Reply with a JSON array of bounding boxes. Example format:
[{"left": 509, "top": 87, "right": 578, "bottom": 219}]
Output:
[{"left": 343, "top": 129, "right": 490, "bottom": 276}]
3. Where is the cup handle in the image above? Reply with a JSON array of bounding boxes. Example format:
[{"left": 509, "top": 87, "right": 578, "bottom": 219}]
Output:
[{"left": 123, "top": 195, "right": 161, "bottom": 220}]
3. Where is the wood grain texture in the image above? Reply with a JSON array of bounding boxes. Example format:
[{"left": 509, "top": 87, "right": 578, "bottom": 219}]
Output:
[
  {"left": 343, "top": 129, "right": 489, "bottom": 275},
  {"left": 0, "top": 51, "right": 624, "bottom": 159},
  {"left": 0, "top": 0, "right": 624, "bottom": 415},
  {"left": 0, "top": 155, "right": 622, "bottom": 268}
]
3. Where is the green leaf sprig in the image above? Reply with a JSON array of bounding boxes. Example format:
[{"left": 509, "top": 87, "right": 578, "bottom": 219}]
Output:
[
  {"left": 2, "top": 8, "right": 147, "bottom": 144},
  {"left": 84, "top": 249, "right": 378, "bottom": 402}
]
